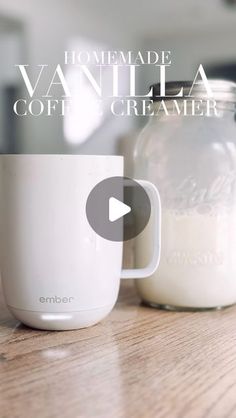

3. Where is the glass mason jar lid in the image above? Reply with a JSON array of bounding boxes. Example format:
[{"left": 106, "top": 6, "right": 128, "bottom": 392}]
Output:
[{"left": 151, "top": 79, "right": 236, "bottom": 103}]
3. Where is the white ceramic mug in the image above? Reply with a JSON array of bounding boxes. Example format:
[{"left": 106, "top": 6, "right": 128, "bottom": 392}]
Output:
[{"left": 0, "top": 155, "right": 161, "bottom": 330}]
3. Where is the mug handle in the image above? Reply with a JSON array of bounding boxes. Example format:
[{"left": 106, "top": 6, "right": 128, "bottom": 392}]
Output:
[{"left": 121, "top": 179, "right": 161, "bottom": 279}]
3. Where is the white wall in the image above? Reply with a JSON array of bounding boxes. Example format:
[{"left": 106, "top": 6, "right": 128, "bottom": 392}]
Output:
[
  {"left": 142, "top": 27, "right": 236, "bottom": 86},
  {"left": 0, "top": 0, "right": 138, "bottom": 154},
  {"left": 0, "top": 0, "right": 235, "bottom": 154},
  {"left": 0, "top": 31, "right": 23, "bottom": 150}
]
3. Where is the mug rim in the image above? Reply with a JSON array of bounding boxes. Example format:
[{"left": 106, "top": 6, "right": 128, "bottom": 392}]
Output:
[{"left": 0, "top": 154, "right": 124, "bottom": 160}]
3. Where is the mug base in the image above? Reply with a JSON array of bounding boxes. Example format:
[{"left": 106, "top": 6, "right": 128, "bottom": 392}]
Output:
[{"left": 8, "top": 305, "right": 114, "bottom": 331}]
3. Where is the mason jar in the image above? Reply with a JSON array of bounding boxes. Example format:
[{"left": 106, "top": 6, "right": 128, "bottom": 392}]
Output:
[{"left": 134, "top": 80, "right": 236, "bottom": 310}]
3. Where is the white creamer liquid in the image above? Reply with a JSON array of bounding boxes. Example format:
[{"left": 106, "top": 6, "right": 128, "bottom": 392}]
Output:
[{"left": 136, "top": 210, "right": 236, "bottom": 308}]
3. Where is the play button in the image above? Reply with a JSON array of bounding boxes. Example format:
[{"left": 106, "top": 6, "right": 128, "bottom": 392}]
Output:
[
  {"left": 86, "top": 176, "right": 151, "bottom": 242},
  {"left": 109, "top": 197, "right": 131, "bottom": 222}
]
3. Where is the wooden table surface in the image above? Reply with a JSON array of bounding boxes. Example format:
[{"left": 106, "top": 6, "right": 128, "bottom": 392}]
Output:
[{"left": 1, "top": 279, "right": 236, "bottom": 418}]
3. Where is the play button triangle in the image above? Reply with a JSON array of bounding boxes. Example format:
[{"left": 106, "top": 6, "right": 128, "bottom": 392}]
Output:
[{"left": 109, "top": 197, "right": 131, "bottom": 222}]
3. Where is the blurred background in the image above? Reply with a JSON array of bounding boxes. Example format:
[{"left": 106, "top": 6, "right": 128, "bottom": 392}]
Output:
[{"left": 0, "top": 0, "right": 236, "bottom": 165}]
